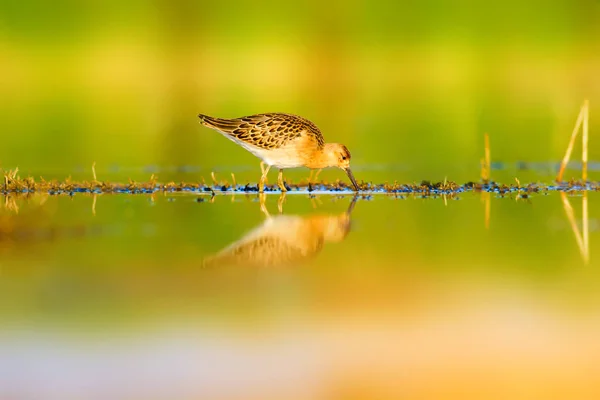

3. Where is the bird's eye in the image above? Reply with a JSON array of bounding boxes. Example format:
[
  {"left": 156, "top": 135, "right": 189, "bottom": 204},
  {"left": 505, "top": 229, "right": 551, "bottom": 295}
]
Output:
[{"left": 341, "top": 156, "right": 347, "bottom": 160}]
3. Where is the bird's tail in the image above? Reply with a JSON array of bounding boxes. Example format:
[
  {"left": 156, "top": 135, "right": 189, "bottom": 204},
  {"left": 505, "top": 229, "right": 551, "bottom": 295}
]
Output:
[{"left": 197, "top": 114, "right": 239, "bottom": 133}]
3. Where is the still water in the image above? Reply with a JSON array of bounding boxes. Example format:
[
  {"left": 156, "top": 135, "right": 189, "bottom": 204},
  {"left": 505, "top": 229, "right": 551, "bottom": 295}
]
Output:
[{"left": 1, "top": 190, "right": 599, "bottom": 399}]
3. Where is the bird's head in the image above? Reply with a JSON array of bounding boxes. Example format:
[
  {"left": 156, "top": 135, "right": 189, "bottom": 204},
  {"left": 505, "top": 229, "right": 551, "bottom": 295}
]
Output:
[{"left": 321, "top": 143, "right": 359, "bottom": 191}]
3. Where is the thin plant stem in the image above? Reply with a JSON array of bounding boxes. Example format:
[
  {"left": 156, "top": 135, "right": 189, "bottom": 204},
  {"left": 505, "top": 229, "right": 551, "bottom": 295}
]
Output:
[
  {"left": 583, "top": 191, "right": 589, "bottom": 264},
  {"left": 582, "top": 100, "right": 589, "bottom": 182},
  {"left": 481, "top": 133, "right": 491, "bottom": 182},
  {"left": 557, "top": 104, "right": 585, "bottom": 182},
  {"left": 484, "top": 192, "right": 490, "bottom": 230},
  {"left": 560, "top": 192, "right": 585, "bottom": 262}
]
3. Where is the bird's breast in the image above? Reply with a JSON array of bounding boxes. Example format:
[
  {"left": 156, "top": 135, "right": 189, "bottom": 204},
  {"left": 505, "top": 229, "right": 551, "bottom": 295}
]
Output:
[
  {"left": 253, "top": 145, "right": 308, "bottom": 169},
  {"left": 227, "top": 133, "right": 317, "bottom": 169}
]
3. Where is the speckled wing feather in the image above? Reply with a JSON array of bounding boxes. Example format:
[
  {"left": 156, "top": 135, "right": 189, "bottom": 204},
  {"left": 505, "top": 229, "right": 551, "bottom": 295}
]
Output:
[
  {"left": 202, "top": 235, "right": 324, "bottom": 268},
  {"left": 198, "top": 113, "right": 325, "bottom": 150}
]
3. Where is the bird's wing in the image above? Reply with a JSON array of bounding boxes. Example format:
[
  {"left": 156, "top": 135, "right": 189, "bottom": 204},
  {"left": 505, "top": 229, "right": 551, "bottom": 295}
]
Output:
[
  {"left": 201, "top": 215, "right": 324, "bottom": 268},
  {"left": 202, "top": 235, "right": 313, "bottom": 268},
  {"left": 198, "top": 113, "right": 325, "bottom": 150}
]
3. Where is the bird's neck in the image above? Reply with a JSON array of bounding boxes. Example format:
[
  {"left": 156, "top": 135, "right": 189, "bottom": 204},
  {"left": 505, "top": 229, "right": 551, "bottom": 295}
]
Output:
[{"left": 305, "top": 148, "right": 332, "bottom": 169}]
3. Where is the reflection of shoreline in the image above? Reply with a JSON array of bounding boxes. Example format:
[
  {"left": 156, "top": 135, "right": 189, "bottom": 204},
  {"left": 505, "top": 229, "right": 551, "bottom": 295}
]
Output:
[
  {"left": 203, "top": 195, "right": 357, "bottom": 268},
  {"left": 547, "top": 218, "right": 599, "bottom": 232},
  {"left": 0, "top": 196, "right": 103, "bottom": 248}
]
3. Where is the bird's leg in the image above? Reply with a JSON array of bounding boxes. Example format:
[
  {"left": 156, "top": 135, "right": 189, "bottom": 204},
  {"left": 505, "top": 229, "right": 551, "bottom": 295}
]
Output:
[
  {"left": 259, "top": 164, "right": 271, "bottom": 193},
  {"left": 277, "top": 169, "right": 287, "bottom": 192},
  {"left": 314, "top": 169, "right": 322, "bottom": 183},
  {"left": 277, "top": 192, "right": 286, "bottom": 214},
  {"left": 310, "top": 195, "right": 323, "bottom": 209},
  {"left": 260, "top": 162, "right": 269, "bottom": 185},
  {"left": 309, "top": 169, "right": 322, "bottom": 185},
  {"left": 259, "top": 193, "right": 270, "bottom": 218}
]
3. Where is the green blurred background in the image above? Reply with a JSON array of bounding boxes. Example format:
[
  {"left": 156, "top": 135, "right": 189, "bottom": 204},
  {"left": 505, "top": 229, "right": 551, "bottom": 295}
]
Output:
[
  {"left": 2, "top": 3, "right": 600, "bottom": 397},
  {"left": 1, "top": 0, "right": 599, "bottom": 184}
]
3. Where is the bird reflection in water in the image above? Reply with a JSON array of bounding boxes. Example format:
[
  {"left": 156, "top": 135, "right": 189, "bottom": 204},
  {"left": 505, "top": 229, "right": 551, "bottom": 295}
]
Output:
[{"left": 202, "top": 194, "right": 357, "bottom": 268}]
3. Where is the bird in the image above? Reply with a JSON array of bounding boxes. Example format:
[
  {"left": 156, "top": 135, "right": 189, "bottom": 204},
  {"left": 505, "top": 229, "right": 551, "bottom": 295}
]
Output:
[
  {"left": 202, "top": 194, "right": 356, "bottom": 268},
  {"left": 197, "top": 112, "right": 359, "bottom": 192}
]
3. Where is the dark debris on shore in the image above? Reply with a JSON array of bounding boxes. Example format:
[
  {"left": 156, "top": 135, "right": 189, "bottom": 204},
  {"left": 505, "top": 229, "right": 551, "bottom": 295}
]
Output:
[{"left": 1, "top": 169, "right": 598, "bottom": 197}]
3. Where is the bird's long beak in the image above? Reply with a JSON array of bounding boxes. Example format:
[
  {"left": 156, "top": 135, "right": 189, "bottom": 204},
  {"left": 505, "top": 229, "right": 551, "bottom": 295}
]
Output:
[{"left": 344, "top": 168, "right": 360, "bottom": 192}]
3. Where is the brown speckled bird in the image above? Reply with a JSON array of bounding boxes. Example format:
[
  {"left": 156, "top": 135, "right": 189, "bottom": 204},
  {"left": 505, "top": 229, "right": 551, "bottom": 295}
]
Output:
[
  {"left": 202, "top": 195, "right": 356, "bottom": 268},
  {"left": 198, "top": 113, "right": 359, "bottom": 192}
]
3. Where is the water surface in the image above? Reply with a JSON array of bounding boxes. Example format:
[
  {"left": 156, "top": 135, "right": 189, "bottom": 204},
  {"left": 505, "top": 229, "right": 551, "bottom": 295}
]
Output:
[{"left": 1, "top": 190, "right": 599, "bottom": 399}]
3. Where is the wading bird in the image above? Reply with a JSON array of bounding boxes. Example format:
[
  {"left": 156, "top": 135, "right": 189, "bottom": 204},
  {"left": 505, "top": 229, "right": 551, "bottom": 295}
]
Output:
[
  {"left": 198, "top": 113, "right": 360, "bottom": 192},
  {"left": 202, "top": 195, "right": 357, "bottom": 268}
]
